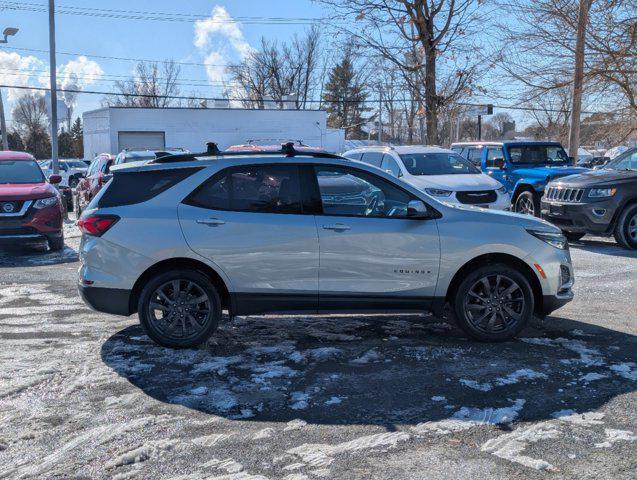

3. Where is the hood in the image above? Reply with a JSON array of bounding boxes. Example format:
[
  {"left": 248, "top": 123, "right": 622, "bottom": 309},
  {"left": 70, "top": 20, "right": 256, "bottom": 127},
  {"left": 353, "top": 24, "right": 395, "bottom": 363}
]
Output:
[
  {"left": 448, "top": 202, "right": 560, "bottom": 231},
  {"left": 0, "top": 182, "right": 58, "bottom": 201},
  {"left": 511, "top": 166, "right": 589, "bottom": 181},
  {"left": 550, "top": 168, "right": 637, "bottom": 187},
  {"left": 406, "top": 173, "right": 501, "bottom": 191}
]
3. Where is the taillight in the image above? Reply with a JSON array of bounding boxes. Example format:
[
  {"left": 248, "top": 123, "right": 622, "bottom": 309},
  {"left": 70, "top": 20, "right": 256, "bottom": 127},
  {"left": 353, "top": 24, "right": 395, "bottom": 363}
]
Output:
[{"left": 77, "top": 215, "right": 119, "bottom": 237}]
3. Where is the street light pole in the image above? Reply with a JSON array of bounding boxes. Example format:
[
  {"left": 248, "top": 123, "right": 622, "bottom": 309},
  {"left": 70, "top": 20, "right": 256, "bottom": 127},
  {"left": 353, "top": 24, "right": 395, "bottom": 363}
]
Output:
[
  {"left": 48, "top": 0, "right": 59, "bottom": 174},
  {"left": 0, "top": 27, "right": 19, "bottom": 151}
]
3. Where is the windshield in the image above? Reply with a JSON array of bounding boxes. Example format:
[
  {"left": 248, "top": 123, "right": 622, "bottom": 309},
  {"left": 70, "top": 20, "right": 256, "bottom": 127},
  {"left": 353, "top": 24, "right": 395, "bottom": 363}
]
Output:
[
  {"left": 0, "top": 160, "right": 45, "bottom": 184},
  {"left": 64, "top": 160, "right": 87, "bottom": 168},
  {"left": 399, "top": 152, "right": 481, "bottom": 175},
  {"left": 507, "top": 144, "right": 569, "bottom": 164},
  {"left": 606, "top": 150, "right": 637, "bottom": 171}
]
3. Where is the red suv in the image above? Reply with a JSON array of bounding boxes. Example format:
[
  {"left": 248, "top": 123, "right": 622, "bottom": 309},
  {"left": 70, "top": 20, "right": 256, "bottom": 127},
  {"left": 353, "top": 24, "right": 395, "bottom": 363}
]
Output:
[
  {"left": 0, "top": 151, "right": 64, "bottom": 251},
  {"left": 74, "top": 153, "right": 115, "bottom": 216}
]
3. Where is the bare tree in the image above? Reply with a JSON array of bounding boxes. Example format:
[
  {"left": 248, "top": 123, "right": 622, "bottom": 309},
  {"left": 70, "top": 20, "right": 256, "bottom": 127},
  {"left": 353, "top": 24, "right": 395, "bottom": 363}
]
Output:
[
  {"left": 228, "top": 27, "right": 322, "bottom": 109},
  {"left": 12, "top": 93, "right": 51, "bottom": 158},
  {"left": 103, "top": 61, "right": 182, "bottom": 108},
  {"left": 497, "top": 0, "right": 636, "bottom": 144},
  {"left": 318, "top": 0, "right": 489, "bottom": 145}
]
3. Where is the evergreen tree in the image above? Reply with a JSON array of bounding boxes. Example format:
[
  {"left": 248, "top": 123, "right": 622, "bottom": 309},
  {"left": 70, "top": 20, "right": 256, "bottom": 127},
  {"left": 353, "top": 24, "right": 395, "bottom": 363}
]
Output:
[
  {"left": 58, "top": 128, "right": 75, "bottom": 158},
  {"left": 7, "top": 131, "right": 24, "bottom": 151},
  {"left": 322, "top": 52, "right": 370, "bottom": 139},
  {"left": 70, "top": 117, "right": 83, "bottom": 158}
]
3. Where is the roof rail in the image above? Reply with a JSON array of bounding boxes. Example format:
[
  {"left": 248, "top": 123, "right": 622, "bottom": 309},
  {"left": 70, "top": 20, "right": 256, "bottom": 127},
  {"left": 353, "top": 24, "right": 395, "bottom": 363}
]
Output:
[{"left": 151, "top": 141, "right": 342, "bottom": 163}]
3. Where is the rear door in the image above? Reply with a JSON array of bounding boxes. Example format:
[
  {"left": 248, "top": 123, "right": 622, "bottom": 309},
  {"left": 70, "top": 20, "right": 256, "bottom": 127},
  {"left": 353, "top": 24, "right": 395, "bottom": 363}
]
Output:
[
  {"left": 311, "top": 164, "right": 440, "bottom": 311},
  {"left": 178, "top": 164, "right": 320, "bottom": 313}
]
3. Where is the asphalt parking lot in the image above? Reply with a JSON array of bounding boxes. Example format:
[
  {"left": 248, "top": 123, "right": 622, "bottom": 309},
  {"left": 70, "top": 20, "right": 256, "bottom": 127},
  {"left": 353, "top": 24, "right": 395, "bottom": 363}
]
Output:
[{"left": 0, "top": 220, "right": 636, "bottom": 479}]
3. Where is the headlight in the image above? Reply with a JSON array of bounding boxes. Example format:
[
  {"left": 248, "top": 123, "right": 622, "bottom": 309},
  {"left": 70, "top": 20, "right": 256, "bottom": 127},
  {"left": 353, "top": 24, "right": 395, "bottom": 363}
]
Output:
[
  {"left": 425, "top": 188, "right": 453, "bottom": 197},
  {"left": 497, "top": 185, "right": 508, "bottom": 194},
  {"left": 33, "top": 196, "right": 59, "bottom": 209},
  {"left": 526, "top": 229, "right": 568, "bottom": 250},
  {"left": 588, "top": 187, "right": 616, "bottom": 198}
]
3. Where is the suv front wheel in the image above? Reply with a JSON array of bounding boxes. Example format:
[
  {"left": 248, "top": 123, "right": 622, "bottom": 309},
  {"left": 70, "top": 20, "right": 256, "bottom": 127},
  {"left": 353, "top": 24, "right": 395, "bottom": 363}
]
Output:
[
  {"left": 514, "top": 191, "right": 540, "bottom": 216},
  {"left": 613, "top": 203, "right": 637, "bottom": 250},
  {"left": 451, "top": 264, "right": 534, "bottom": 341},
  {"left": 138, "top": 270, "right": 221, "bottom": 348}
]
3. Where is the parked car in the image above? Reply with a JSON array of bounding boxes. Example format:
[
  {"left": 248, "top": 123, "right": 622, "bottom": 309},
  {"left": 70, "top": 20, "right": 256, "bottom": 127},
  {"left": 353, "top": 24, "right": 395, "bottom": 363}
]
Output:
[
  {"left": 577, "top": 156, "right": 610, "bottom": 169},
  {"left": 342, "top": 146, "right": 511, "bottom": 210},
  {"left": 78, "top": 144, "right": 574, "bottom": 348},
  {"left": 39, "top": 159, "right": 88, "bottom": 188},
  {"left": 114, "top": 148, "right": 189, "bottom": 166},
  {"left": 451, "top": 141, "right": 589, "bottom": 216},
  {"left": 541, "top": 147, "right": 637, "bottom": 248},
  {"left": 74, "top": 153, "right": 115, "bottom": 217},
  {"left": 0, "top": 151, "right": 64, "bottom": 250}
]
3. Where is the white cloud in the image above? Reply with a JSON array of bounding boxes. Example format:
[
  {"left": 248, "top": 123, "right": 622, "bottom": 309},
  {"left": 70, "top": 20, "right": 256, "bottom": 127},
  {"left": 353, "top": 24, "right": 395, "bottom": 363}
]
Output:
[
  {"left": 0, "top": 51, "right": 44, "bottom": 102},
  {"left": 194, "top": 5, "right": 252, "bottom": 84},
  {"left": 37, "top": 55, "right": 104, "bottom": 108}
]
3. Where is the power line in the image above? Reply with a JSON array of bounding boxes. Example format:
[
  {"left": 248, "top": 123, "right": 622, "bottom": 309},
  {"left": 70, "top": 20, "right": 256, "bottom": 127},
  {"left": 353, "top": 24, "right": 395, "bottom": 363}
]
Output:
[
  {"left": 0, "top": 83, "right": 616, "bottom": 115},
  {"left": 1, "top": 1, "right": 336, "bottom": 25}
]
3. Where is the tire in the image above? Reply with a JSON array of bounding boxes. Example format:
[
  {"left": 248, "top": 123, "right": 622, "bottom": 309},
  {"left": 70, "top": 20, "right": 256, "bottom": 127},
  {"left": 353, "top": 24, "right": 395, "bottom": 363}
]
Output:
[
  {"left": 138, "top": 269, "right": 221, "bottom": 348},
  {"left": 451, "top": 263, "right": 535, "bottom": 342},
  {"left": 563, "top": 231, "right": 585, "bottom": 242},
  {"left": 75, "top": 193, "right": 82, "bottom": 218},
  {"left": 48, "top": 235, "right": 65, "bottom": 251},
  {"left": 514, "top": 190, "right": 541, "bottom": 217},
  {"left": 613, "top": 203, "right": 637, "bottom": 250}
]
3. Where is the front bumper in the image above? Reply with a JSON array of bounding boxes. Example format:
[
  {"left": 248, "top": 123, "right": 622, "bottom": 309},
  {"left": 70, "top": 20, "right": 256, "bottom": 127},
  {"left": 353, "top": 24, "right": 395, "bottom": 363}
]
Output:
[
  {"left": 441, "top": 192, "right": 511, "bottom": 210},
  {"left": 541, "top": 197, "right": 619, "bottom": 234},
  {"left": 79, "top": 284, "right": 133, "bottom": 316},
  {"left": 541, "top": 293, "right": 573, "bottom": 316}
]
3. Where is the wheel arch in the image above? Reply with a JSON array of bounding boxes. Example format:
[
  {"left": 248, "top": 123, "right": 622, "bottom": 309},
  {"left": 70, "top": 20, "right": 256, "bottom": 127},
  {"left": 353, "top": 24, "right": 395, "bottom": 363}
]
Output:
[
  {"left": 444, "top": 252, "right": 544, "bottom": 315},
  {"left": 511, "top": 182, "right": 537, "bottom": 202},
  {"left": 128, "top": 257, "right": 231, "bottom": 315},
  {"left": 609, "top": 197, "right": 637, "bottom": 230}
]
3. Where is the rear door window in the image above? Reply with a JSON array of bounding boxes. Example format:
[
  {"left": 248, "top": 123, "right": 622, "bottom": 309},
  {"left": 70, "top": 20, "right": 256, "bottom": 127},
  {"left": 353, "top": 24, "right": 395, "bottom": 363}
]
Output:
[
  {"left": 380, "top": 154, "right": 402, "bottom": 177},
  {"left": 186, "top": 165, "right": 303, "bottom": 214},
  {"left": 360, "top": 152, "right": 383, "bottom": 167}
]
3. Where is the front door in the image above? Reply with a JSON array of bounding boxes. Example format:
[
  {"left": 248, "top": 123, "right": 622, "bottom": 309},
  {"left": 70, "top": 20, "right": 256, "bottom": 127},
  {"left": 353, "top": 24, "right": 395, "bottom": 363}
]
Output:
[
  {"left": 178, "top": 164, "right": 319, "bottom": 314},
  {"left": 311, "top": 165, "right": 440, "bottom": 311}
]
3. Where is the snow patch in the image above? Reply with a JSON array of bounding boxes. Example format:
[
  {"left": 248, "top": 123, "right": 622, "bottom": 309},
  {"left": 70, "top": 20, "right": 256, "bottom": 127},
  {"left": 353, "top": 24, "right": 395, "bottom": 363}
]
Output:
[
  {"left": 609, "top": 363, "right": 637, "bottom": 381},
  {"left": 351, "top": 349, "right": 382, "bottom": 364},
  {"left": 594, "top": 429, "right": 637, "bottom": 448},
  {"left": 252, "top": 427, "right": 275, "bottom": 440},
  {"left": 290, "top": 391, "right": 310, "bottom": 410},
  {"left": 287, "top": 431, "right": 409, "bottom": 468},
  {"left": 579, "top": 372, "right": 608, "bottom": 383},
  {"left": 481, "top": 423, "right": 560, "bottom": 471},
  {"left": 431, "top": 396, "right": 446, "bottom": 402},
  {"left": 553, "top": 411, "right": 605, "bottom": 426},
  {"left": 412, "top": 399, "right": 526, "bottom": 435},
  {"left": 107, "top": 439, "right": 177, "bottom": 468},
  {"left": 324, "top": 396, "right": 342, "bottom": 406},
  {"left": 284, "top": 419, "right": 308, "bottom": 431},
  {"left": 203, "top": 457, "right": 244, "bottom": 473},
  {"left": 521, "top": 337, "right": 604, "bottom": 367}
]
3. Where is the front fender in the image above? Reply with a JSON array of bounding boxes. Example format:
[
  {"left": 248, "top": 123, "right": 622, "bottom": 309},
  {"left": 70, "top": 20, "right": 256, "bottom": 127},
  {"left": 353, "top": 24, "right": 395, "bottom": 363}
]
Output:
[{"left": 512, "top": 178, "right": 545, "bottom": 198}]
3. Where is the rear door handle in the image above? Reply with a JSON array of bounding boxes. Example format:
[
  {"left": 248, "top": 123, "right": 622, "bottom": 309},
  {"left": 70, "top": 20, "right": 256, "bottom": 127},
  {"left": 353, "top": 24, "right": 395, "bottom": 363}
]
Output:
[
  {"left": 196, "top": 218, "right": 225, "bottom": 226},
  {"left": 322, "top": 223, "right": 351, "bottom": 232}
]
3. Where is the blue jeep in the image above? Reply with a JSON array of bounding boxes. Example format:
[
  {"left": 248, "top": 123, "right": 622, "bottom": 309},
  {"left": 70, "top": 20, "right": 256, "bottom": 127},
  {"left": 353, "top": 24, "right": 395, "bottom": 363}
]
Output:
[{"left": 451, "top": 140, "right": 589, "bottom": 216}]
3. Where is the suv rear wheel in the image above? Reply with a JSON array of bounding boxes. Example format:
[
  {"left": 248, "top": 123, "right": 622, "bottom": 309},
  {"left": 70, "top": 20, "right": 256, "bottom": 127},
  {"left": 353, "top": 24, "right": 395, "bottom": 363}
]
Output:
[
  {"left": 138, "top": 270, "right": 221, "bottom": 348},
  {"left": 514, "top": 190, "right": 540, "bottom": 216},
  {"left": 613, "top": 203, "right": 637, "bottom": 250},
  {"left": 451, "top": 264, "right": 534, "bottom": 341}
]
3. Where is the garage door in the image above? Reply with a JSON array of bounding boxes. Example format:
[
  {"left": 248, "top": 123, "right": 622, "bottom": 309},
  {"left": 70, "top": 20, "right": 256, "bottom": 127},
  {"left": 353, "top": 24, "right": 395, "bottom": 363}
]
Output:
[{"left": 118, "top": 131, "right": 165, "bottom": 151}]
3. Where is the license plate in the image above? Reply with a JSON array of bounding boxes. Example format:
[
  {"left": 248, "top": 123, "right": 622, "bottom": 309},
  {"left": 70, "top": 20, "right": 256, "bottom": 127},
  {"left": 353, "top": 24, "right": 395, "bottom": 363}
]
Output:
[{"left": 549, "top": 204, "right": 564, "bottom": 215}]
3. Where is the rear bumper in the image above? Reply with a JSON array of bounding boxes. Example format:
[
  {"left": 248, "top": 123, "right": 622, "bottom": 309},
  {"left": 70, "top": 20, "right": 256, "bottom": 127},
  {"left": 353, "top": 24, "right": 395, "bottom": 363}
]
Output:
[
  {"left": 541, "top": 198, "right": 619, "bottom": 234},
  {"left": 78, "top": 285, "right": 133, "bottom": 316}
]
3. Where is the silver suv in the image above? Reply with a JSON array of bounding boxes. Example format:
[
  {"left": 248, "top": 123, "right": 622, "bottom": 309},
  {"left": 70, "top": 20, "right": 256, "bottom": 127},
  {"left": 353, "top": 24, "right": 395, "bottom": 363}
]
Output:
[{"left": 78, "top": 144, "right": 574, "bottom": 348}]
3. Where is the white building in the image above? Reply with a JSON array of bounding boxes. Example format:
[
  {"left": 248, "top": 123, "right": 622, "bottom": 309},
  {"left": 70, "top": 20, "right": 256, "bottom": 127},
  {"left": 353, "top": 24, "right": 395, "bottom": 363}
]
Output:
[{"left": 82, "top": 107, "right": 345, "bottom": 159}]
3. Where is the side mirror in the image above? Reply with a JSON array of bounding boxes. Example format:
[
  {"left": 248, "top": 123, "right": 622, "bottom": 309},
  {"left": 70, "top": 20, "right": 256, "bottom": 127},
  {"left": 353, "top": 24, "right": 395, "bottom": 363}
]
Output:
[
  {"left": 407, "top": 200, "right": 429, "bottom": 218},
  {"left": 486, "top": 157, "right": 505, "bottom": 169},
  {"left": 49, "top": 174, "right": 62, "bottom": 184}
]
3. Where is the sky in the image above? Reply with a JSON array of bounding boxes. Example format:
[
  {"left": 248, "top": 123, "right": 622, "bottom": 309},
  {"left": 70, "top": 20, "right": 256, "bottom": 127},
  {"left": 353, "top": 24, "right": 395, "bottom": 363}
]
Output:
[{"left": 0, "top": 0, "right": 328, "bottom": 124}]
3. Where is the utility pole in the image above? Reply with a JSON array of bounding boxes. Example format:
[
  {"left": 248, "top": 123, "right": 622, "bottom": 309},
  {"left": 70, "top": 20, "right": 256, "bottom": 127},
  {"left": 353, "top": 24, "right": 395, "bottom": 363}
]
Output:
[
  {"left": 477, "top": 115, "right": 482, "bottom": 141},
  {"left": 0, "top": 27, "right": 19, "bottom": 150},
  {"left": 49, "top": 0, "right": 59, "bottom": 174},
  {"left": 567, "top": 0, "right": 591, "bottom": 164},
  {"left": 377, "top": 88, "right": 382, "bottom": 143}
]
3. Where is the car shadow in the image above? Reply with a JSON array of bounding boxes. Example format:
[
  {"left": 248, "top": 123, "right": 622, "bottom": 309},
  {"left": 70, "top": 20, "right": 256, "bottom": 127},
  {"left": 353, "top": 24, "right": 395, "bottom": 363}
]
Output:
[
  {"left": 101, "top": 314, "right": 637, "bottom": 427},
  {"left": 571, "top": 237, "right": 637, "bottom": 258},
  {"left": 0, "top": 244, "right": 78, "bottom": 267}
]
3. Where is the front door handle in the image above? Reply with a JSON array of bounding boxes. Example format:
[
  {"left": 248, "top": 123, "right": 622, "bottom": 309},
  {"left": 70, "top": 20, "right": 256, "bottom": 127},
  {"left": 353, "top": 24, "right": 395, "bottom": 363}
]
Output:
[
  {"left": 196, "top": 218, "right": 225, "bottom": 226},
  {"left": 322, "top": 223, "right": 351, "bottom": 232}
]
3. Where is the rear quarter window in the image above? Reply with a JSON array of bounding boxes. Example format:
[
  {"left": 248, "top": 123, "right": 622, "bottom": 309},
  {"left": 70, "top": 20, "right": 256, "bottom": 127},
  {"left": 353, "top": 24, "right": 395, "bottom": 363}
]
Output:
[{"left": 97, "top": 167, "right": 202, "bottom": 208}]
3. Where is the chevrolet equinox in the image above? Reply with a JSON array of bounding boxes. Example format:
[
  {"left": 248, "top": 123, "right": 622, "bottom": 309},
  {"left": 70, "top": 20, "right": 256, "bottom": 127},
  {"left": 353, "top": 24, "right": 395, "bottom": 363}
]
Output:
[{"left": 78, "top": 144, "right": 574, "bottom": 347}]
